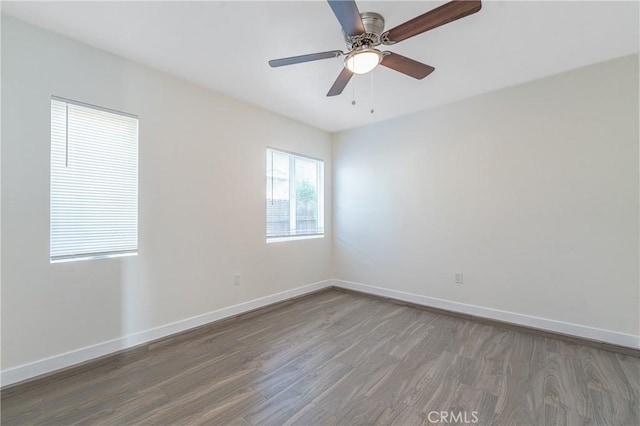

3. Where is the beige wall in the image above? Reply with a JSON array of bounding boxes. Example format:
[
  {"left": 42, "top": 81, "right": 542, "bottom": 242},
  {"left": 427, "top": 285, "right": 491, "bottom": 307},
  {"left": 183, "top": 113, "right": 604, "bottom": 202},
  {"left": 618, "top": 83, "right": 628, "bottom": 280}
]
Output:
[
  {"left": 333, "top": 55, "right": 639, "bottom": 340},
  {"left": 1, "top": 16, "right": 332, "bottom": 371}
]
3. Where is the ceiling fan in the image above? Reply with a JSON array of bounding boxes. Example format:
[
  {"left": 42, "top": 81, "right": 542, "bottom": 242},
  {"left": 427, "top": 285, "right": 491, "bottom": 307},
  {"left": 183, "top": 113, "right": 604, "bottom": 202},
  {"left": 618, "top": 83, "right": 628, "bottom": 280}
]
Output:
[{"left": 268, "top": 0, "right": 482, "bottom": 97}]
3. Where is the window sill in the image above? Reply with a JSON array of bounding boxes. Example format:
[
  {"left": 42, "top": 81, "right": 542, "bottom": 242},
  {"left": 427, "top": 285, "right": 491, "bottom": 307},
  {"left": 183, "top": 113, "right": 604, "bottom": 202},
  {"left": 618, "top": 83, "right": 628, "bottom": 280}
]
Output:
[
  {"left": 50, "top": 252, "right": 137, "bottom": 264},
  {"left": 266, "top": 234, "right": 324, "bottom": 244}
]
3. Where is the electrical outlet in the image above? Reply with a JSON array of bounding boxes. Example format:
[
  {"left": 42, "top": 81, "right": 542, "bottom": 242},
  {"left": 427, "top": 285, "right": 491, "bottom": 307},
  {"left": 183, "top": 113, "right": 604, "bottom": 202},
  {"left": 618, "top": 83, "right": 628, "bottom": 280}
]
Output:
[
  {"left": 234, "top": 273, "right": 241, "bottom": 286},
  {"left": 455, "top": 272, "right": 463, "bottom": 285}
]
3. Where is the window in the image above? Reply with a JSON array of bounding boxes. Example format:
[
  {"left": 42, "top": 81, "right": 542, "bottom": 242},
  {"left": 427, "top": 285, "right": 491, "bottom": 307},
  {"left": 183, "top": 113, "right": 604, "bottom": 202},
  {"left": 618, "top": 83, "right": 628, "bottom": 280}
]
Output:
[
  {"left": 50, "top": 97, "right": 138, "bottom": 262},
  {"left": 266, "top": 148, "right": 324, "bottom": 241}
]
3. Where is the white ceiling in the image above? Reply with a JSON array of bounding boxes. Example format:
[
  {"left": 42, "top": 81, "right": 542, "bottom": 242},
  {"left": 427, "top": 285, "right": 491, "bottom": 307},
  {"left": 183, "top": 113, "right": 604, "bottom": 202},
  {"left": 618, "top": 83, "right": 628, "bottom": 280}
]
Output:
[{"left": 3, "top": 1, "right": 639, "bottom": 132}]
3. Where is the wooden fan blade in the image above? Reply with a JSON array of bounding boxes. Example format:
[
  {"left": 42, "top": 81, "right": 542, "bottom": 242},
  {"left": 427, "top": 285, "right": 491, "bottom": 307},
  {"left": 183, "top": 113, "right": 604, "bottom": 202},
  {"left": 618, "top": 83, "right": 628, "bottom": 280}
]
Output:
[
  {"left": 380, "top": 52, "right": 435, "bottom": 80},
  {"left": 327, "top": 68, "right": 353, "bottom": 96},
  {"left": 327, "top": 0, "right": 365, "bottom": 37},
  {"left": 382, "top": 0, "right": 481, "bottom": 44},
  {"left": 269, "top": 50, "right": 344, "bottom": 67}
]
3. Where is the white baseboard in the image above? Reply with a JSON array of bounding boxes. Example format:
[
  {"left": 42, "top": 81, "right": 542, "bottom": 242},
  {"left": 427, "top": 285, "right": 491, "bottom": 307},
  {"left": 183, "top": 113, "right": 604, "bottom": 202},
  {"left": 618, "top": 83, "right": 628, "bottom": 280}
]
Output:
[
  {"left": 3, "top": 278, "right": 637, "bottom": 387},
  {"left": 333, "top": 279, "right": 640, "bottom": 350},
  {"left": 1, "top": 279, "right": 333, "bottom": 387}
]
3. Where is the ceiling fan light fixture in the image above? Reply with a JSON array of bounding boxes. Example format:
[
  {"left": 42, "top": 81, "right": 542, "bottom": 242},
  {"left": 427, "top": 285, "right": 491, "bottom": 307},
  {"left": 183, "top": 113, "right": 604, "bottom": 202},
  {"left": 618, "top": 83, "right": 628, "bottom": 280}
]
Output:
[{"left": 344, "top": 49, "right": 383, "bottom": 74}]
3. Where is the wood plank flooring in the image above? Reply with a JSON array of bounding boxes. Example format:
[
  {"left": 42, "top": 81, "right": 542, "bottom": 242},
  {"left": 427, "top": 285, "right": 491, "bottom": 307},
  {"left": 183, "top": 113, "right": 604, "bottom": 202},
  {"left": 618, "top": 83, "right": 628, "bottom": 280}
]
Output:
[{"left": 2, "top": 290, "right": 639, "bottom": 425}]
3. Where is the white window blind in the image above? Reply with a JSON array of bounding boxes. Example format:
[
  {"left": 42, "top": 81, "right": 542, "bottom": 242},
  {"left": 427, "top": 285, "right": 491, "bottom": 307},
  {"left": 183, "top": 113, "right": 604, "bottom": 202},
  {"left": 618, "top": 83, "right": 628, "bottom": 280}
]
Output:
[
  {"left": 266, "top": 148, "right": 324, "bottom": 241},
  {"left": 50, "top": 97, "right": 138, "bottom": 262}
]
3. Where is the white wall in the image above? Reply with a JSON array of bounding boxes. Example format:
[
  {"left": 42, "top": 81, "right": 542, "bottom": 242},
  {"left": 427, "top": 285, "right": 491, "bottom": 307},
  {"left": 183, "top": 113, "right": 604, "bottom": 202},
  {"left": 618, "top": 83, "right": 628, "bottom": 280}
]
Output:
[
  {"left": 333, "top": 55, "right": 639, "bottom": 344},
  {"left": 1, "top": 16, "right": 332, "bottom": 374},
  {"left": 2, "top": 14, "right": 639, "bottom": 384}
]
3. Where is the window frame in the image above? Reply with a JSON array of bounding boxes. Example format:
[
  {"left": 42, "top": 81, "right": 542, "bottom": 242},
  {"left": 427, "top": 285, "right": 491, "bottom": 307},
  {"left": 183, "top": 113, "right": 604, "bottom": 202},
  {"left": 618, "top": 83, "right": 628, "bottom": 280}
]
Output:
[
  {"left": 266, "top": 147, "right": 324, "bottom": 243},
  {"left": 50, "top": 96, "right": 139, "bottom": 263}
]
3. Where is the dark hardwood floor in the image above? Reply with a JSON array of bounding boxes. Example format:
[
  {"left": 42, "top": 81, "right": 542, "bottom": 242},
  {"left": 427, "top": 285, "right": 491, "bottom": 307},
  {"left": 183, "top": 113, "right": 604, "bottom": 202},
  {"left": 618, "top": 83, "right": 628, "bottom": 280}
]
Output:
[{"left": 2, "top": 290, "right": 639, "bottom": 425}]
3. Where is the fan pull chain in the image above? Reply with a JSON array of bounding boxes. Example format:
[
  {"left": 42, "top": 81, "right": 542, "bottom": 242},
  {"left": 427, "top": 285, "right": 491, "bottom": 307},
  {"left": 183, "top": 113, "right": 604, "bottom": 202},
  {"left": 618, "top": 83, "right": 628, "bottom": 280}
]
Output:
[
  {"left": 370, "top": 70, "right": 375, "bottom": 114},
  {"left": 351, "top": 66, "right": 356, "bottom": 106}
]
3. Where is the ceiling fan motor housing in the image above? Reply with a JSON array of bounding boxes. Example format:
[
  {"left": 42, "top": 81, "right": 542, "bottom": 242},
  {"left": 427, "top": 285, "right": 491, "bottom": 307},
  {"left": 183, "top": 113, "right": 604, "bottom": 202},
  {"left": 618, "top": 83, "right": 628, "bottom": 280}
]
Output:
[{"left": 345, "top": 12, "right": 385, "bottom": 49}]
